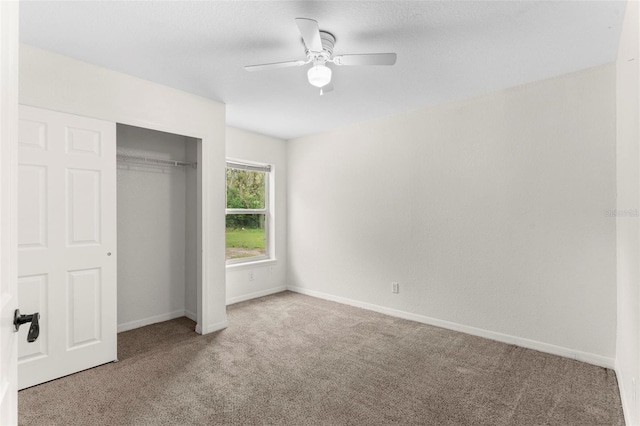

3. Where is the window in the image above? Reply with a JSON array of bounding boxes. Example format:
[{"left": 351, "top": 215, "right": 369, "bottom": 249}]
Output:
[{"left": 225, "top": 160, "right": 272, "bottom": 264}]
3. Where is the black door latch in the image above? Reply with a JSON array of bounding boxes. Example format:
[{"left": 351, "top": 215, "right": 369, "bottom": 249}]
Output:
[{"left": 14, "top": 309, "right": 40, "bottom": 343}]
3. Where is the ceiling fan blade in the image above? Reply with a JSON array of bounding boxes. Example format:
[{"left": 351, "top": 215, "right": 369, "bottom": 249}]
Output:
[
  {"left": 244, "top": 60, "right": 306, "bottom": 72},
  {"left": 295, "top": 18, "right": 323, "bottom": 52},
  {"left": 332, "top": 53, "right": 397, "bottom": 66},
  {"left": 320, "top": 82, "right": 334, "bottom": 96}
]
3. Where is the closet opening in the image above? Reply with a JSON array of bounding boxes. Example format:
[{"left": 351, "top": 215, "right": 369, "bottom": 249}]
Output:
[{"left": 115, "top": 124, "right": 201, "bottom": 335}]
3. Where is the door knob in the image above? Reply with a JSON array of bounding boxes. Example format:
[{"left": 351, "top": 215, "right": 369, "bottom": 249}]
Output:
[{"left": 14, "top": 309, "right": 40, "bottom": 343}]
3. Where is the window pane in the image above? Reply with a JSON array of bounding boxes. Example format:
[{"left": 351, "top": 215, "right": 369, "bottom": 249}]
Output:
[
  {"left": 226, "top": 168, "right": 266, "bottom": 209},
  {"left": 226, "top": 214, "right": 266, "bottom": 260}
]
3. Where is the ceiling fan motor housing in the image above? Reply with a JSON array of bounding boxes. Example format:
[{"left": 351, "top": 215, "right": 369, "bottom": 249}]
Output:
[{"left": 306, "top": 31, "right": 335, "bottom": 63}]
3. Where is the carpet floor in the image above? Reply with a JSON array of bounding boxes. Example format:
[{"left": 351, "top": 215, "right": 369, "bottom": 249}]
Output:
[{"left": 19, "top": 291, "right": 624, "bottom": 425}]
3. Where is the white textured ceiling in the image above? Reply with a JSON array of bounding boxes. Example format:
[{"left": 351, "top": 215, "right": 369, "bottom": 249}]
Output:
[{"left": 20, "top": 1, "right": 626, "bottom": 140}]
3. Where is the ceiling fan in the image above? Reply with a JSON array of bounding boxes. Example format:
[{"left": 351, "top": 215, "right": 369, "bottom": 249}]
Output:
[{"left": 244, "top": 18, "right": 397, "bottom": 95}]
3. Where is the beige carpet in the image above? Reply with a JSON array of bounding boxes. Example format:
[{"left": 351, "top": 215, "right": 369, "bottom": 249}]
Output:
[{"left": 19, "top": 291, "right": 624, "bottom": 425}]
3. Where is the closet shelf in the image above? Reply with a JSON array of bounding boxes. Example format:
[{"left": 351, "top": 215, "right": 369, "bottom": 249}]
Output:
[{"left": 117, "top": 153, "right": 197, "bottom": 169}]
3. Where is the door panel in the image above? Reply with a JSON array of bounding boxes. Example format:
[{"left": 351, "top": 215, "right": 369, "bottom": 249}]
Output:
[
  {"left": 67, "top": 268, "right": 102, "bottom": 348},
  {"left": 18, "top": 164, "right": 47, "bottom": 249},
  {"left": 18, "top": 105, "right": 116, "bottom": 390},
  {"left": 67, "top": 168, "right": 102, "bottom": 245}
]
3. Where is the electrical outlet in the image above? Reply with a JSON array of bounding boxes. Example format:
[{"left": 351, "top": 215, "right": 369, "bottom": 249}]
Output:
[
  {"left": 391, "top": 282, "right": 399, "bottom": 293},
  {"left": 249, "top": 271, "right": 254, "bottom": 281}
]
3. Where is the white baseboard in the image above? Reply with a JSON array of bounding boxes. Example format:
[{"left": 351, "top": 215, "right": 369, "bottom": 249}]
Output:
[
  {"left": 615, "top": 366, "right": 634, "bottom": 426},
  {"left": 117, "top": 308, "right": 224, "bottom": 337},
  {"left": 287, "top": 286, "right": 615, "bottom": 369},
  {"left": 200, "top": 320, "right": 227, "bottom": 335},
  {"left": 117, "top": 309, "right": 187, "bottom": 333},
  {"left": 226, "top": 286, "right": 287, "bottom": 306},
  {"left": 185, "top": 309, "right": 197, "bottom": 322}
]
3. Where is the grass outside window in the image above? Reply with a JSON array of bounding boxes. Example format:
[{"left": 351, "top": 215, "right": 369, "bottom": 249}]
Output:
[{"left": 226, "top": 225, "right": 266, "bottom": 260}]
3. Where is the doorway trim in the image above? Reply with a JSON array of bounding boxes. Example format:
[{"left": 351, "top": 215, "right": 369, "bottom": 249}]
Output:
[{"left": 0, "top": 1, "right": 19, "bottom": 422}]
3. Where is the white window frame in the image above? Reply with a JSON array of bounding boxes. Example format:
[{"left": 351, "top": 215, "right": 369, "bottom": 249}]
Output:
[{"left": 225, "top": 159, "right": 273, "bottom": 266}]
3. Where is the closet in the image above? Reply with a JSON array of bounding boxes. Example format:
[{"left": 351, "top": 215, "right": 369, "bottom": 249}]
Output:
[{"left": 116, "top": 124, "right": 199, "bottom": 332}]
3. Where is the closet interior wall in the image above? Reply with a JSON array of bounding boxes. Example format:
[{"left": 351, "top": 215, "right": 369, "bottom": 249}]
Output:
[{"left": 116, "top": 124, "right": 198, "bottom": 331}]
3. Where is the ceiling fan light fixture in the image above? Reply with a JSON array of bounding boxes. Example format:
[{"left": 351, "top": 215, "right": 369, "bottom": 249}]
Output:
[{"left": 307, "top": 64, "right": 332, "bottom": 88}]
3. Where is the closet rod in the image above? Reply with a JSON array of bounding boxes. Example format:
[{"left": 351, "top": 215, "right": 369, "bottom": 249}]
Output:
[{"left": 116, "top": 153, "right": 197, "bottom": 169}]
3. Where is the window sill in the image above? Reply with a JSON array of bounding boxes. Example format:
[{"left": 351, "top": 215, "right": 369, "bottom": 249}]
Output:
[{"left": 226, "top": 258, "right": 278, "bottom": 271}]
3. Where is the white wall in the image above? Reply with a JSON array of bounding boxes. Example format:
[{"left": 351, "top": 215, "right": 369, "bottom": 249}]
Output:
[
  {"left": 19, "top": 44, "right": 227, "bottom": 334},
  {"left": 616, "top": 1, "right": 640, "bottom": 424},
  {"left": 288, "top": 64, "right": 617, "bottom": 365},
  {"left": 225, "top": 127, "right": 287, "bottom": 304},
  {"left": 116, "top": 125, "right": 198, "bottom": 331}
]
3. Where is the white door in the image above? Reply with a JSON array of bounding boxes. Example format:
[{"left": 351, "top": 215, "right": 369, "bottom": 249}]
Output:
[
  {"left": 0, "top": 0, "right": 19, "bottom": 423},
  {"left": 17, "top": 105, "right": 117, "bottom": 390}
]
